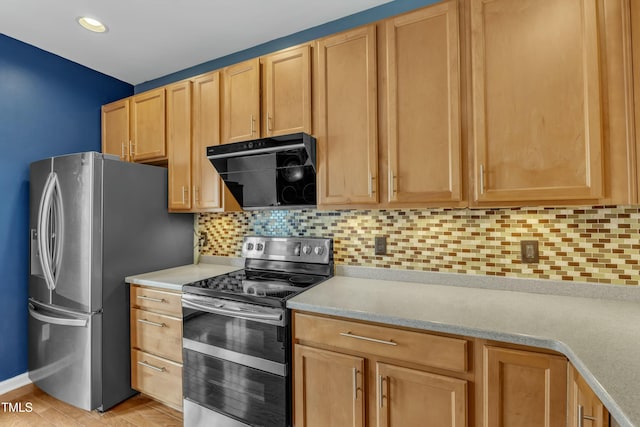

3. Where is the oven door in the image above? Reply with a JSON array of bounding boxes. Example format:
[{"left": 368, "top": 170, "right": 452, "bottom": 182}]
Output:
[{"left": 182, "top": 294, "right": 289, "bottom": 427}]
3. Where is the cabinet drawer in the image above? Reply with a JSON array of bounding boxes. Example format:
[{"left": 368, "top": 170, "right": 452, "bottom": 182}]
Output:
[
  {"left": 131, "top": 349, "right": 182, "bottom": 410},
  {"left": 131, "top": 285, "right": 182, "bottom": 317},
  {"left": 131, "top": 308, "right": 182, "bottom": 362},
  {"left": 294, "top": 312, "right": 468, "bottom": 373}
]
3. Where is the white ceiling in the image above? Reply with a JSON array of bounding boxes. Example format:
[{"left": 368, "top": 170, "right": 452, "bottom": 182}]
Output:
[{"left": 0, "top": 0, "right": 392, "bottom": 85}]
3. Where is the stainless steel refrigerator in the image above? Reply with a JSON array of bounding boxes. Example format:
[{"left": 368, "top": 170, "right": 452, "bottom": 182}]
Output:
[{"left": 28, "top": 152, "right": 193, "bottom": 412}]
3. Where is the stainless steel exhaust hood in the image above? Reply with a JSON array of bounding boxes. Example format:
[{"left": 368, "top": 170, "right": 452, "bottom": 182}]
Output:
[{"left": 206, "top": 133, "right": 316, "bottom": 210}]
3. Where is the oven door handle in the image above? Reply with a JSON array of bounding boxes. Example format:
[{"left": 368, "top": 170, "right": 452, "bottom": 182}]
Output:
[{"left": 182, "top": 299, "right": 283, "bottom": 322}]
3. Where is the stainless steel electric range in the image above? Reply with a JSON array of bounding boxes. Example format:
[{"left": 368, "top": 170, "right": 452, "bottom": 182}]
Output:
[{"left": 181, "top": 236, "right": 333, "bottom": 427}]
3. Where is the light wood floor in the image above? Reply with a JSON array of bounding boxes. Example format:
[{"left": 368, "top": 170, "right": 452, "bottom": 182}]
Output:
[{"left": 0, "top": 383, "right": 182, "bottom": 426}]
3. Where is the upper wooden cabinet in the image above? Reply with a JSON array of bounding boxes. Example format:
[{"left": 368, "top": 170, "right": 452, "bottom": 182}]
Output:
[
  {"left": 632, "top": 0, "right": 640, "bottom": 203},
  {"left": 568, "top": 365, "right": 610, "bottom": 427},
  {"left": 483, "top": 345, "right": 567, "bottom": 427},
  {"left": 102, "top": 90, "right": 167, "bottom": 165},
  {"left": 222, "top": 47, "right": 312, "bottom": 144},
  {"left": 166, "top": 73, "right": 240, "bottom": 213},
  {"left": 316, "top": 25, "right": 379, "bottom": 206},
  {"left": 382, "top": 1, "right": 463, "bottom": 206},
  {"left": 192, "top": 71, "right": 240, "bottom": 212},
  {"left": 131, "top": 88, "right": 167, "bottom": 163},
  {"left": 222, "top": 58, "right": 261, "bottom": 144},
  {"left": 469, "top": 0, "right": 604, "bottom": 205},
  {"left": 102, "top": 98, "right": 130, "bottom": 162},
  {"left": 166, "top": 81, "right": 192, "bottom": 211},
  {"left": 263, "top": 45, "right": 312, "bottom": 137},
  {"left": 103, "top": 0, "right": 639, "bottom": 209}
]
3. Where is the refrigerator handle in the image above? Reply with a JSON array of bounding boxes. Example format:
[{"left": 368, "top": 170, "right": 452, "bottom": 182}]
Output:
[
  {"left": 51, "top": 178, "right": 64, "bottom": 281},
  {"left": 28, "top": 303, "right": 88, "bottom": 328},
  {"left": 37, "top": 172, "right": 58, "bottom": 291}
]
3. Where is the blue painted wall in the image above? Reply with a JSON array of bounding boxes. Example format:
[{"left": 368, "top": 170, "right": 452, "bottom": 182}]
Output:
[
  {"left": 136, "top": 0, "right": 439, "bottom": 93},
  {"left": 0, "top": 34, "right": 133, "bottom": 382}
]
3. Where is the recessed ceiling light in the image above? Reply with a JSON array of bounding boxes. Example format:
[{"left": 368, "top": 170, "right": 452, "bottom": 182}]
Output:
[{"left": 77, "top": 16, "right": 108, "bottom": 33}]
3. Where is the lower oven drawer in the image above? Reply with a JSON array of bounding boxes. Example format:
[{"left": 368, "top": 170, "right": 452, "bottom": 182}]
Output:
[
  {"left": 183, "top": 348, "right": 287, "bottom": 427},
  {"left": 131, "top": 349, "right": 182, "bottom": 410}
]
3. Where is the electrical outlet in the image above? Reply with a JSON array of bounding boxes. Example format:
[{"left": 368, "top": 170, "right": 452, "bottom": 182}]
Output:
[
  {"left": 520, "top": 240, "right": 539, "bottom": 263},
  {"left": 199, "top": 233, "right": 208, "bottom": 247},
  {"left": 375, "top": 236, "right": 387, "bottom": 255}
]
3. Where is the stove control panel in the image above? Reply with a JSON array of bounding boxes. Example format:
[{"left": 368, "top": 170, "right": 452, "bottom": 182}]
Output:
[{"left": 242, "top": 236, "right": 332, "bottom": 264}]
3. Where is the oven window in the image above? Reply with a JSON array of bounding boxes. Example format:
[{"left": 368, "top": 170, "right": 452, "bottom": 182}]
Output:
[
  {"left": 184, "top": 349, "right": 287, "bottom": 427},
  {"left": 183, "top": 310, "right": 286, "bottom": 364}
]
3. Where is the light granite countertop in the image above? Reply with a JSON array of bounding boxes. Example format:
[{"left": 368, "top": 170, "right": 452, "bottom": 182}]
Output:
[
  {"left": 288, "top": 275, "right": 640, "bottom": 427},
  {"left": 125, "top": 263, "right": 241, "bottom": 291}
]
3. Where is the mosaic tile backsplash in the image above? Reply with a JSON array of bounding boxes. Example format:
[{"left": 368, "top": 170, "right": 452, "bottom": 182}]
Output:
[{"left": 198, "top": 207, "right": 640, "bottom": 285}]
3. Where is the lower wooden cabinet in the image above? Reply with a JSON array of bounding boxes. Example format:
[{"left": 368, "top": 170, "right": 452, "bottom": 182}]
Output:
[
  {"left": 377, "top": 362, "right": 467, "bottom": 427},
  {"left": 568, "top": 365, "right": 610, "bottom": 427},
  {"left": 293, "top": 312, "right": 613, "bottom": 427},
  {"left": 482, "top": 345, "right": 567, "bottom": 427},
  {"left": 130, "top": 285, "right": 183, "bottom": 411},
  {"left": 293, "top": 312, "right": 470, "bottom": 427},
  {"left": 294, "top": 345, "right": 365, "bottom": 427},
  {"left": 131, "top": 349, "right": 182, "bottom": 410}
]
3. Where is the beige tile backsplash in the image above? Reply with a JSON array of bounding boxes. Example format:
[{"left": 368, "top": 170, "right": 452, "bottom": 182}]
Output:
[{"left": 198, "top": 206, "right": 640, "bottom": 285}]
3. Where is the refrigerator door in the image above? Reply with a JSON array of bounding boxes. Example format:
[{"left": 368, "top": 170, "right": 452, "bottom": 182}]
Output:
[
  {"left": 27, "top": 298, "right": 100, "bottom": 411},
  {"left": 29, "top": 152, "right": 101, "bottom": 313}
]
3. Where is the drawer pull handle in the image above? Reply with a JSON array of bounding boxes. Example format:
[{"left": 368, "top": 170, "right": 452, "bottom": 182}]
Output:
[
  {"left": 137, "top": 360, "right": 166, "bottom": 372},
  {"left": 137, "top": 295, "right": 165, "bottom": 303},
  {"left": 378, "top": 375, "right": 385, "bottom": 408},
  {"left": 578, "top": 405, "right": 598, "bottom": 427},
  {"left": 138, "top": 318, "right": 166, "bottom": 328},
  {"left": 339, "top": 332, "right": 397, "bottom": 346},
  {"left": 352, "top": 368, "right": 358, "bottom": 400}
]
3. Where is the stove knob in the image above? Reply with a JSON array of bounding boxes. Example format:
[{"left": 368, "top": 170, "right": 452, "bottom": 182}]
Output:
[
  {"left": 314, "top": 246, "right": 324, "bottom": 256},
  {"left": 302, "top": 245, "right": 312, "bottom": 255},
  {"left": 256, "top": 243, "right": 264, "bottom": 251},
  {"left": 246, "top": 243, "right": 254, "bottom": 251}
]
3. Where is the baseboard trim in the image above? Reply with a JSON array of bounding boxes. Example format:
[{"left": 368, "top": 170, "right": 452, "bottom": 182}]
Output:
[{"left": 0, "top": 373, "right": 32, "bottom": 397}]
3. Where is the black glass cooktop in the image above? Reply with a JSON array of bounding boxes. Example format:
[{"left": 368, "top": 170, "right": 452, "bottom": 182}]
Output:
[{"left": 183, "top": 269, "right": 326, "bottom": 307}]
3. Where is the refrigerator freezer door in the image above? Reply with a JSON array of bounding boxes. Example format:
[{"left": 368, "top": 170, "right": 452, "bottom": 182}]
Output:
[
  {"left": 27, "top": 299, "right": 100, "bottom": 411},
  {"left": 29, "top": 152, "right": 101, "bottom": 313}
]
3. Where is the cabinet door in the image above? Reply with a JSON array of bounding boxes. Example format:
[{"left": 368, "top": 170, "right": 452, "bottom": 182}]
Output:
[
  {"left": 223, "top": 58, "right": 260, "bottom": 143},
  {"left": 192, "top": 71, "right": 224, "bottom": 211},
  {"left": 167, "top": 81, "right": 192, "bottom": 211},
  {"left": 316, "top": 25, "right": 379, "bottom": 206},
  {"left": 470, "top": 0, "right": 603, "bottom": 204},
  {"left": 102, "top": 98, "right": 130, "bottom": 161},
  {"left": 131, "top": 88, "right": 166, "bottom": 162},
  {"left": 385, "top": 1, "right": 462, "bottom": 205},
  {"left": 483, "top": 346, "right": 567, "bottom": 427},
  {"left": 294, "top": 344, "right": 365, "bottom": 427},
  {"left": 264, "top": 45, "right": 311, "bottom": 136},
  {"left": 568, "top": 365, "right": 609, "bottom": 427},
  {"left": 377, "top": 362, "right": 467, "bottom": 427}
]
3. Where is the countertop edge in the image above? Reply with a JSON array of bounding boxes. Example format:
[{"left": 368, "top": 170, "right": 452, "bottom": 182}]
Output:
[{"left": 126, "top": 279, "right": 182, "bottom": 292}]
